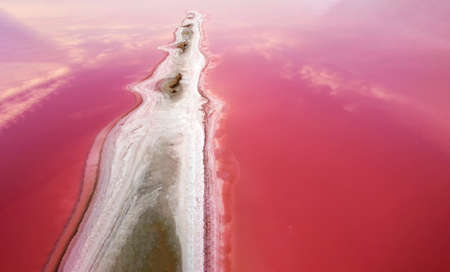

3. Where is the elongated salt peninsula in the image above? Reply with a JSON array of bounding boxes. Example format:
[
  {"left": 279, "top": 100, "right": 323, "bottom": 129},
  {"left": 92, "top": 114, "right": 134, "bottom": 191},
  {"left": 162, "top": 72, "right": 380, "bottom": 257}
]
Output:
[{"left": 60, "top": 11, "right": 210, "bottom": 272}]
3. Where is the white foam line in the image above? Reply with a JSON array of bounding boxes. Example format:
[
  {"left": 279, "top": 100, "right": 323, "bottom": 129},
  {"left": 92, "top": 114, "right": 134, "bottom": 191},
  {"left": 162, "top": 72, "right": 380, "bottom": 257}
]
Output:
[{"left": 60, "top": 11, "right": 208, "bottom": 272}]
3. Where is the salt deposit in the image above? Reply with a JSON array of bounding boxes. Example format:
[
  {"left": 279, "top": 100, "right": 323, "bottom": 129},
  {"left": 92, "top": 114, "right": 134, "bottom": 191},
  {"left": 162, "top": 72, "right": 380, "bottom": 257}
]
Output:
[{"left": 60, "top": 11, "right": 209, "bottom": 272}]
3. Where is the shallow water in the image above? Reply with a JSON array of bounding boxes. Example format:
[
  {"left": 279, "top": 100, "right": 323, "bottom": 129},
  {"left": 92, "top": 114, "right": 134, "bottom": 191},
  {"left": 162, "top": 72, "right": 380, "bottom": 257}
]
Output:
[
  {"left": 205, "top": 3, "right": 450, "bottom": 271},
  {"left": 0, "top": 14, "right": 166, "bottom": 269}
]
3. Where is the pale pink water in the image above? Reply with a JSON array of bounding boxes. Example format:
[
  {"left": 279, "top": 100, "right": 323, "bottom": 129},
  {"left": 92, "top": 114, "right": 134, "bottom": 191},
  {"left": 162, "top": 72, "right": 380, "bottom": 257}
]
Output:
[
  {"left": 204, "top": 1, "right": 450, "bottom": 271},
  {"left": 0, "top": 13, "right": 166, "bottom": 269},
  {"left": 1, "top": 1, "right": 450, "bottom": 271}
]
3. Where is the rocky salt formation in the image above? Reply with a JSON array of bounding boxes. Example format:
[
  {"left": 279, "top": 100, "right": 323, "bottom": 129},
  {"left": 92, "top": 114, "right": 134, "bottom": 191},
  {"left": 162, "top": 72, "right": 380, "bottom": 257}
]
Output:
[{"left": 60, "top": 11, "right": 208, "bottom": 272}]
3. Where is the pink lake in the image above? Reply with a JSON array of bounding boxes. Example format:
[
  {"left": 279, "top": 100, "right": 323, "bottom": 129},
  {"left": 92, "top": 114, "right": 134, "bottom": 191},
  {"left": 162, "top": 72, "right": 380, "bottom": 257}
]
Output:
[
  {"left": 1, "top": 1, "right": 450, "bottom": 271},
  {"left": 204, "top": 1, "right": 450, "bottom": 271},
  {"left": 0, "top": 10, "right": 168, "bottom": 270}
]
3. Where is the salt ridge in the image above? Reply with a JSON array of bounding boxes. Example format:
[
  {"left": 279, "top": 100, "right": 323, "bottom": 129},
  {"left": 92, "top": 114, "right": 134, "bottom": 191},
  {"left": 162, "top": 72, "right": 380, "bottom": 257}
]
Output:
[{"left": 59, "top": 11, "right": 213, "bottom": 272}]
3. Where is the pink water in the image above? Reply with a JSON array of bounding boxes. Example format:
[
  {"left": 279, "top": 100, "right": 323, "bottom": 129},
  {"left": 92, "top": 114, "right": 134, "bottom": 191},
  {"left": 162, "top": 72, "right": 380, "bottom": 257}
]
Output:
[
  {"left": 1, "top": 1, "right": 450, "bottom": 271},
  {"left": 0, "top": 13, "right": 166, "bottom": 269},
  {"left": 204, "top": 2, "right": 450, "bottom": 271}
]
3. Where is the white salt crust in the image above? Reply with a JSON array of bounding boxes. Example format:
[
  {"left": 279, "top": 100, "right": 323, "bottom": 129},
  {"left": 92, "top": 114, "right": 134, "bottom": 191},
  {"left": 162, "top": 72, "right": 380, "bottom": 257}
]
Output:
[{"left": 60, "top": 11, "right": 207, "bottom": 272}]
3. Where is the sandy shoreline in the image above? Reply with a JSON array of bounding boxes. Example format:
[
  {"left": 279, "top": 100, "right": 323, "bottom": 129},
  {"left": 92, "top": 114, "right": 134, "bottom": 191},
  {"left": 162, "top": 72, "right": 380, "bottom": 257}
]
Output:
[{"left": 56, "top": 11, "right": 220, "bottom": 272}]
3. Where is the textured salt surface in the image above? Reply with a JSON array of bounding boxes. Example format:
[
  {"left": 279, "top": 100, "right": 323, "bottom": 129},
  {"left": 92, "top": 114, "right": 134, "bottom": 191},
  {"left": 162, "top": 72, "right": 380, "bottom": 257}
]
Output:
[{"left": 60, "top": 11, "right": 208, "bottom": 272}]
